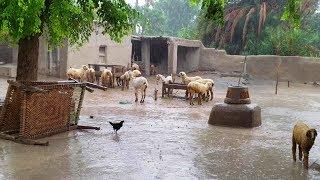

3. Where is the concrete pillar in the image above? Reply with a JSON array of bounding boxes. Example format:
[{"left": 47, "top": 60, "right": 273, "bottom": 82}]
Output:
[
  {"left": 37, "top": 36, "right": 48, "bottom": 75},
  {"left": 168, "top": 42, "right": 178, "bottom": 75},
  {"left": 141, "top": 39, "right": 150, "bottom": 76},
  {"left": 12, "top": 46, "right": 18, "bottom": 64}
]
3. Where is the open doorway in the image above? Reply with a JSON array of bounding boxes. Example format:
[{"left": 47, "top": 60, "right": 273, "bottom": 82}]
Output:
[
  {"left": 131, "top": 39, "right": 141, "bottom": 62},
  {"left": 177, "top": 46, "right": 200, "bottom": 73},
  {"left": 150, "top": 40, "right": 168, "bottom": 74}
]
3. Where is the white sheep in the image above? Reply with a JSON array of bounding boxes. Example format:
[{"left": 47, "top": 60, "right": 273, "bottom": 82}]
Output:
[
  {"left": 120, "top": 71, "right": 131, "bottom": 90},
  {"left": 100, "top": 69, "right": 113, "bottom": 87},
  {"left": 178, "top": 71, "right": 202, "bottom": 84},
  {"left": 187, "top": 81, "right": 213, "bottom": 105},
  {"left": 85, "top": 67, "right": 96, "bottom": 83},
  {"left": 132, "top": 63, "right": 140, "bottom": 71},
  {"left": 129, "top": 71, "right": 148, "bottom": 103},
  {"left": 131, "top": 69, "right": 142, "bottom": 77},
  {"left": 292, "top": 122, "right": 317, "bottom": 168},
  {"left": 66, "top": 65, "right": 88, "bottom": 82},
  {"left": 156, "top": 74, "right": 173, "bottom": 84},
  {"left": 195, "top": 78, "right": 214, "bottom": 101}
]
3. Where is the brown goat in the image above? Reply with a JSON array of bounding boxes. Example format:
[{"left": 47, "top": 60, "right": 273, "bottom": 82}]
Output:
[{"left": 292, "top": 122, "right": 317, "bottom": 168}]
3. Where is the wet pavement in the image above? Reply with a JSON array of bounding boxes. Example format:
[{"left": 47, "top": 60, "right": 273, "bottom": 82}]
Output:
[{"left": 1, "top": 72, "right": 320, "bottom": 179}]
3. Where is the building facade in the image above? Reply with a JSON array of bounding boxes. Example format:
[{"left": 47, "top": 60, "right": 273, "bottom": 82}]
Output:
[{"left": 0, "top": 26, "right": 132, "bottom": 78}]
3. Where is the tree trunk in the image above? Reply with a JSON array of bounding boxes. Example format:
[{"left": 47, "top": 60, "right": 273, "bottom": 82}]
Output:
[{"left": 16, "top": 35, "right": 40, "bottom": 82}]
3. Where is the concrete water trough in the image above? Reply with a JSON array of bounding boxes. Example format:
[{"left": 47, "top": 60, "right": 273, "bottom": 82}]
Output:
[{"left": 208, "top": 86, "right": 261, "bottom": 128}]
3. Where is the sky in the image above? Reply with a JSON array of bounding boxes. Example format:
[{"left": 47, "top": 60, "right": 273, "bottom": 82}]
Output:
[{"left": 125, "top": 0, "right": 145, "bottom": 6}]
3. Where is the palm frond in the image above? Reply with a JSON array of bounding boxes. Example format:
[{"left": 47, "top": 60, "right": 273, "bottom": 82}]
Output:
[
  {"left": 242, "top": 7, "right": 255, "bottom": 44},
  {"left": 258, "top": 2, "right": 267, "bottom": 36},
  {"left": 230, "top": 8, "right": 246, "bottom": 42}
]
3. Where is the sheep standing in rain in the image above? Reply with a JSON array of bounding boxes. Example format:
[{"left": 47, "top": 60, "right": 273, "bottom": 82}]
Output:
[
  {"left": 130, "top": 71, "right": 148, "bottom": 103},
  {"left": 156, "top": 74, "right": 173, "bottom": 84},
  {"left": 292, "top": 122, "right": 317, "bottom": 168},
  {"left": 178, "top": 71, "right": 202, "bottom": 84},
  {"left": 195, "top": 78, "right": 214, "bottom": 101},
  {"left": 100, "top": 69, "right": 113, "bottom": 87},
  {"left": 86, "top": 67, "right": 96, "bottom": 83},
  {"left": 187, "top": 81, "right": 213, "bottom": 105},
  {"left": 66, "top": 65, "right": 88, "bottom": 82},
  {"left": 120, "top": 71, "right": 131, "bottom": 90}
]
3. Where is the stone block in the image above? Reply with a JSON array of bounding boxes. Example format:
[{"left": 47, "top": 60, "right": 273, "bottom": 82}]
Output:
[{"left": 208, "top": 103, "right": 261, "bottom": 128}]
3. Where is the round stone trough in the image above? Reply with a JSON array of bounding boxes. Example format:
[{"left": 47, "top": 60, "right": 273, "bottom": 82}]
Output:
[
  {"left": 224, "top": 86, "right": 251, "bottom": 104},
  {"left": 208, "top": 86, "right": 261, "bottom": 128}
]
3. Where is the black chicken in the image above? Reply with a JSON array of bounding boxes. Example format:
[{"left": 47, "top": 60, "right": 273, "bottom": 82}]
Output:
[{"left": 109, "top": 121, "right": 124, "bottom": 133}]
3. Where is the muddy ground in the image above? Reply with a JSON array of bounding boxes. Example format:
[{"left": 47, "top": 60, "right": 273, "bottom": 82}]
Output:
[{"left": 1, "top": 72, "right": 320, "bottom": 179}]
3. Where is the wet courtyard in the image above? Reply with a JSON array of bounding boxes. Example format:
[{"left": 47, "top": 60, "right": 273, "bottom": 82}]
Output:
[{"left": 1, "top": 72, "right": 320, "bottom": 179}]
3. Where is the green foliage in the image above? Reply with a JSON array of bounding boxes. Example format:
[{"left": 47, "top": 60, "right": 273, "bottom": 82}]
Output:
[
  {"left": 178, "top": 26, "right": 199, "bottom": 39},
  {"left": 95, "top": 0, "right": 138, "bottom": 43},
  {"left": 194, "top": 0, "right": 320, "bottom": 56},
  {"left": 189, "top": 0, "right": 224, "bottom": 26},
  {"left": 193, "top": 0, "right": 305, "bottom": 28},
  {"left": 46, "top": 0, "right": 95, "bottom": 46},
  {"left": 245, "top": 26, "right": 320, "bottom": 57},
  {"left": 134, "top": 6, "right": 166, "bottom": 35},
  {"left": 0, "top": 0, "right": 137, "bottom": 46},
  {"left": 0, "top": 0, "right": 44, "bottom": 42},
  {"left": 201, "top": 0, "right": 225, "bottom": 26},
  {"left": 135, "top": 0, "right": 199, "bottom": 37},
  {"left": 195, "top": 10, "right": 216, "bottom": 45},
  {"left": 281, "top": 0, "right": 302, "bottom": 28}
]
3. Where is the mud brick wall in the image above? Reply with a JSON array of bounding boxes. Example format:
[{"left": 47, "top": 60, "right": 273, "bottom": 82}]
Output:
[{"left": 200, "top": 48, "right": 320, "bottom": 82}]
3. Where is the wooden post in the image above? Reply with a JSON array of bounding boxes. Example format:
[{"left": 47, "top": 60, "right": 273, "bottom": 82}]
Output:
[
  {"left": 275, "top": 71, "right": 279, "bottom": 94},
  {"left": 238, "top": 56, "right": 247, "bottom": 86},
  {"left": 77, "top": 125, "right": 100, "bottom": 130},
  {"left": 121, "top": 79, "right": 124, "bottom": 91},
  {"left": 154, "top": 88, "right": 158, "bottom": 101},
  {"left": 275, "top": 63, "right": 281, "bottom": 94},
  {"left": 85, "top": 82, "right": 107, "bottom": 91},
  {"left": 75, "top": 87, "right": 86, "bottom": 125},
  {"left": 288, "top": 81, "right": 290, "bottom": 87},
  {"left": 162, "top": 83, "right": 165, "bottom": 97},
  {"left": 0, "top": 133, "right": 49, "bottom": 146}
]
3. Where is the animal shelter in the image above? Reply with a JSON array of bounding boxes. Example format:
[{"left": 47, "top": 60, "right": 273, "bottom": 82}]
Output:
[
  {"left": 131, "top": 36, "right": 202, "bottom": 75},
  {"left": 0, "top": 80, "right": 100, "bottom": 145},
  {"left": 131, "top": 36, "right": 169, "bottom": 75}
]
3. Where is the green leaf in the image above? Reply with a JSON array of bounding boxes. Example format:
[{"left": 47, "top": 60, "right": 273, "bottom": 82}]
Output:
[
  {"left": 0, "top": 0, "right": 137, "bottom": 45},
  {"left": 281, "top": 0, "right": 303, "bottom": 28}
]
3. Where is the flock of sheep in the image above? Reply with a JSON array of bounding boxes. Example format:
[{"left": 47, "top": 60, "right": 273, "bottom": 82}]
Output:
[
  {"left": 67, "top": 64, "right": 148, "bottom": 103},
  {"left": 178, "top": 72, "right": 214, "bottom": 105},
  {"left": 66, "top": 63, "right": 215, "bottom": 105}
]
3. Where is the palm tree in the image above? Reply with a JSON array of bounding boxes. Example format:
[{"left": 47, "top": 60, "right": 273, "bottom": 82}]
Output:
[{"left": 198, "top": 0, "right": 319, "bottom": 53}]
